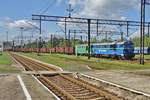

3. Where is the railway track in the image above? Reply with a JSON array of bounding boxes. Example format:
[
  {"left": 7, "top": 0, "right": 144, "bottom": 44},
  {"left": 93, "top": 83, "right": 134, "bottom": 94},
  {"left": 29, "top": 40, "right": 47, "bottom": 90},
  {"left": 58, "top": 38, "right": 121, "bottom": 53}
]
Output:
[
  {"left": 10, "top": 53, "right": 58, "bottom": 71},
  {"left": 10, "top": 52, "right": 125, "bottom": 100}
]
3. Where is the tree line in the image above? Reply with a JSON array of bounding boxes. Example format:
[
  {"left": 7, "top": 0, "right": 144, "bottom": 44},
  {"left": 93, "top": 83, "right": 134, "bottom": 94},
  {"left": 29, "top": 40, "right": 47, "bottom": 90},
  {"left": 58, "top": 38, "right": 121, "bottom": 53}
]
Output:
[{"left": 18, "top": 35, "right": 150, "bottom": 48}]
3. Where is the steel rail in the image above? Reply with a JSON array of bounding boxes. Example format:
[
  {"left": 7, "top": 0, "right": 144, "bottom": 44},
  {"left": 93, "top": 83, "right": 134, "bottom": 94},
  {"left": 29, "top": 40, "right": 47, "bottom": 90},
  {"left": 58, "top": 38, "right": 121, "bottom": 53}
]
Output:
[
  {"left": 11, "top": 54, "right": 43, "bottom": 71},
  {"left": 10, "top": 53, "right": 57, "bottom": 71},
  {"left": 10, "top": 52, "right": 124, "bottom": 100},
  {"left": 10, "top": 53, "right": 77, "bottom": 100},
  {"left": 10, "top": 53, "right": 35, "bottom": 71},
  {"left": 59, "top": 74, "right": 123, "bottom": 100},
  {"left": 39, "top": 75, "right": 77, "bottom": 100}
]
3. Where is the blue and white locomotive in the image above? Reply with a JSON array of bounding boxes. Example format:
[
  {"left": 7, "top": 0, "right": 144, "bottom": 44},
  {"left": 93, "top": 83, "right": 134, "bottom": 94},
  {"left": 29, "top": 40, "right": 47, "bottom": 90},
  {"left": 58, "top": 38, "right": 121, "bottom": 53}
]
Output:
[{"left": 91, "top": 41, "right": 135, "bottom": 59}]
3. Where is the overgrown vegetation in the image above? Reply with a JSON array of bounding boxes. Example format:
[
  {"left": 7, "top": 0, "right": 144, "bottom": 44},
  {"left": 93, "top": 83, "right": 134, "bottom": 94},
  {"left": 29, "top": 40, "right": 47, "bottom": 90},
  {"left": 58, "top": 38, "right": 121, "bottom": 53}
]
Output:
[
  {"left": 130, "top": 35, "right": 150, "bottom": 47},
  {"left": 16, "top": 35, "right": 150, "bottom": 49},
  {"left": 23, "top": 38, "right": 83, "bottom": 48},
  {"left": 0, "top": 68, "right": 20, "bottom": 73},
  {"left": 0, "top": 52, "right": 12, "bottom": 65},
  {"left": 18, "top": 52, "right": 150, "bottom": 71}
]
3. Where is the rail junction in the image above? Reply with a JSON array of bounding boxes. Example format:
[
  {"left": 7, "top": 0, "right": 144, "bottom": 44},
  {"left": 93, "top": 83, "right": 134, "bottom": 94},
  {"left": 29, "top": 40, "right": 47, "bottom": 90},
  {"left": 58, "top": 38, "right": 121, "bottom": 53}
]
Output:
[{"left": 9, "top": 52, "right": 126, "bottom": 100}]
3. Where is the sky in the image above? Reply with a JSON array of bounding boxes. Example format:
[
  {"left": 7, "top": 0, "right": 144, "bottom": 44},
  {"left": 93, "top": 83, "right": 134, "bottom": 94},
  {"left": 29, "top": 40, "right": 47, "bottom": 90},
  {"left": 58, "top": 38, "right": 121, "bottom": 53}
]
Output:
[{"left": 0, "top": 0, "right": 149, "bottom": 44}]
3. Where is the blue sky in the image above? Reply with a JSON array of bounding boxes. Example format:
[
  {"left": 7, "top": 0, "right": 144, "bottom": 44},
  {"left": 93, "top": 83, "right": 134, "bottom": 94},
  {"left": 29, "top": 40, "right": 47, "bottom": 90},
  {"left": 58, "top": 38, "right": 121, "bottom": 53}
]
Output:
[
  {"left": 0, "top": 0, "right": 67, "bottom": 43},
  {"left": 0, "top": 0, "right": 149, "bottom": 44}
]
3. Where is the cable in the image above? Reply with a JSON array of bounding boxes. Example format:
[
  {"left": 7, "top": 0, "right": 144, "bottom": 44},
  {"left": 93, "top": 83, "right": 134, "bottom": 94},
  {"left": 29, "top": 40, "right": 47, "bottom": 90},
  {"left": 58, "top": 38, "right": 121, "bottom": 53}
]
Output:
[
  {"left": 24, "top": 20, "right": 40, "bottom": 30},
  {"left": 56, "top": 23, "right": 65, "bottom": 33},
  {"left": 40, "top": 0, "right": 56, "bottom": 14},
  {"left": 38, "top": 0, "right": 52, "bottom": 12}
]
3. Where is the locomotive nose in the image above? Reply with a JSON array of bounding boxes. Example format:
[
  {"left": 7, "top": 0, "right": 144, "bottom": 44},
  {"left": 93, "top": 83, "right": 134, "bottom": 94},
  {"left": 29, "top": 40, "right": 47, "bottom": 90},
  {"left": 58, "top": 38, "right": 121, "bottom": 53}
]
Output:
[{"left": 124, "top": 49, "right": 135, "bottom": 59}]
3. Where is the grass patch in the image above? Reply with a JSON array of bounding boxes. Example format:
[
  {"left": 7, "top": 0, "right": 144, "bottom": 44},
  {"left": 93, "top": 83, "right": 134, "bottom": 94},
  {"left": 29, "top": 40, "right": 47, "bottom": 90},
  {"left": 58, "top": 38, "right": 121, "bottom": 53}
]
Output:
[
  {"left": 0, "top": 52, "right": 12, "bottom": 65},
  {"left": 17, "top": 52, "right": 150, "bottom": 71},
  {"left": 133, "top": 71, "right": 150, "bottom": 76},
  {"left": 0, "top": 68, "right": 20, "bottom": 73},
  {"left": 135, "top": 54, "right": 150, "bottom": 59}
]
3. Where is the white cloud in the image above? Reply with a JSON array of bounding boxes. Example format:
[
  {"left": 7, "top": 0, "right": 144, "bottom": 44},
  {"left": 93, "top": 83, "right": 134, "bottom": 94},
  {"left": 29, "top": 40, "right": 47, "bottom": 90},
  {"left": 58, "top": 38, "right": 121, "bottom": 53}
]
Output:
[
  {"left": 68, "top": 0, "right": 140, "bottom": 20},
  {"left": 129, "top": 29, "right": 149, "bottom": 39},
  {"left": 129, "top": 30, "right": 140, "bottom": 39},
  {"left": 0, "top": 17, "right": 38, "bottom": 32},
  {"left": 56, "top": 0, "right": 62, "bottom": 5}
]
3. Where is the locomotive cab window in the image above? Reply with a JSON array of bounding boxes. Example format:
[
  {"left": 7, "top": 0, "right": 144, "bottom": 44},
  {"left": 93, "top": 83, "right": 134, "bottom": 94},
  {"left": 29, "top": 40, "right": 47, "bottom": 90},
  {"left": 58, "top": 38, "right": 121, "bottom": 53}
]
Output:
[
  {"left": 120, "top": 44, "right": 124, "bottom": 48},
  {"left": 86, "top": 46, "right": 88, "bottom": 50},
  {"left": 97, "top": 45, "right": 101, "bottom": 48},
  {"left": 104, "top": 45, "right": 107, "bottom": 48},
  {"left": 110, "top": 44, "right": 116, "bottom": 50}
]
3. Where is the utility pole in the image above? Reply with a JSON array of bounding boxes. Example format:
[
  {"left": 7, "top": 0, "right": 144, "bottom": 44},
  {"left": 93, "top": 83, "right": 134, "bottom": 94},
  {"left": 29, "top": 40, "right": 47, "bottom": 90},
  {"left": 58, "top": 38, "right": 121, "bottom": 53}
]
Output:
[
  {"left": 65, "top": 18, "right": 67, "bottom": 47},
  {"left": 120, "top": 24, "right": 123, "bottom": 42},
  {"left": 12, "top": 40, "right": 14, "bottom": 52},
  {"left": 88, "top": 19, "right": 91, "bottom": 59},
  {"left": 66, "top": 4, "right": 73, "bottom": 18},
  {"left": 148, "top": 23, "right": 150, "bottom": 37},
  {"left": 127, "top": 22, "right": 129, "bottom": 37},
  {"left": 74, "top": 30, "right": 76, "bottom": 46},
  {"left": 80, "top": 36, "right": 82, "bottom": 43},
  {"left": 20, "top": 27, "right": 24, "bottom": 48},
  {"left": 68, "top": 30, "right": 71, "bottom": 54},
  {"left": 97, "top": 19, "right": 99, "bottom": 36},
  {"left": 140, "top": 0, "right": 147, "bottom": 65},
  {"left": 38, "top": 15, "right": 42, "bottom": 56},
  {"left": 6, "top": 31, "right": 8, "bottom": 42},
  {"left": 65, "top": 3, "right": 73, "bottom": 47},
  {"left": 51, "top": 34, "right": 53, "bottom": 48},
  {"left": 105, "top": 32, "right": 108, "bottom": 42},
  {"left": 68, "top": 30, "right": 71, "bottom": 47}
]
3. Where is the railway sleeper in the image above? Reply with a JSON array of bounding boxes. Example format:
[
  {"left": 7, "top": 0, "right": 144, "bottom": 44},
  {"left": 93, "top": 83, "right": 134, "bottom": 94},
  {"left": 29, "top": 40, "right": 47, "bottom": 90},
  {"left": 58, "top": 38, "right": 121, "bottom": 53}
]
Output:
[
  {"left": 64, "top": 91, "right": 94, "bottom": 96},
  {"left": 64, "top": 86, "right": 85, "bottom": 90},
  {"left": 65, "top": 89, "right": 91, "bottom": 94},
  {"left": 72, "top": 93, "right": 99, "bottom": 98},
  {"left": 74, "top": 95, "right": 102, "bottom": 100},
  {"left": 39, "top": 76, "right": 77, "bottom": 100},
  {"left": 60, "top": 74, "right": 123, "bottom": 100},
  {"left": 67, "top": 91, "right": 93, "bottom": 95},
  {"left": 90, "top": 97, "right": 106, "bottom": 100}
]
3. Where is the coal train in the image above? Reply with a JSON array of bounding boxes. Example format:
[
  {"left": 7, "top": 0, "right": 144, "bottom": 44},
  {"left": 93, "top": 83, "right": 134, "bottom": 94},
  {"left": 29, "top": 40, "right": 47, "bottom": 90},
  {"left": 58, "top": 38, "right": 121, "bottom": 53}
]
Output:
[{"left": 14, "top": 41, "right": 136, "bottom": 59}]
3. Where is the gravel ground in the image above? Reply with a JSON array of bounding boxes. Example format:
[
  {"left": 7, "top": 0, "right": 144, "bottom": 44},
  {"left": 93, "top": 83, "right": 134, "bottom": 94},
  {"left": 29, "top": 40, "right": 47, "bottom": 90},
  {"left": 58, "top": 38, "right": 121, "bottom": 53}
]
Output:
[
  {"left": 80, "top": 70, "right": 150, "bottom": 100},
  {"left": 21, "top": 74, "right": 57, "bottom": 100},
  {"left": 8, "top": 53, "right": 150, "bottom": 100},
  {"left": 5, "top": 54, "right": 58, "bottom": 100},
  {"left": 0, "top": 74, "right": 25, "bottom": 100}
]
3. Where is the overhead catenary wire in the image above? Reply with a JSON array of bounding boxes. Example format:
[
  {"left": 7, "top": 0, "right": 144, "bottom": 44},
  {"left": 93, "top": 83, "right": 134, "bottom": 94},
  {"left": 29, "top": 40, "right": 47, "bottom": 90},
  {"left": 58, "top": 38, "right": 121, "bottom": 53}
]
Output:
[
  {"left": 40, "top": 0, "right": 56, "bottom": 14},
  {"left": 38, "top": 0, "right": 53, "bottom": 12}
]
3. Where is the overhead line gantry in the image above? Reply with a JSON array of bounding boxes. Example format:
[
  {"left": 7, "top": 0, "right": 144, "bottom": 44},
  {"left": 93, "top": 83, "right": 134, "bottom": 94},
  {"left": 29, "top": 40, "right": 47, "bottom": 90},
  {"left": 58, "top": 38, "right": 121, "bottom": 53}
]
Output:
[{"left": 32, "top": 14, "right": 150, "bottom": 60}]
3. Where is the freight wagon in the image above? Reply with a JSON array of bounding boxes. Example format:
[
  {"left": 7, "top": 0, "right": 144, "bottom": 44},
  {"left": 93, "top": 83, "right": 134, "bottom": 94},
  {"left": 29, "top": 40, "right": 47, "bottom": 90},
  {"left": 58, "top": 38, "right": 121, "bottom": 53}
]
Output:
[{"left": 13, "top": 41, "right": 135, "bottom": 60}]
